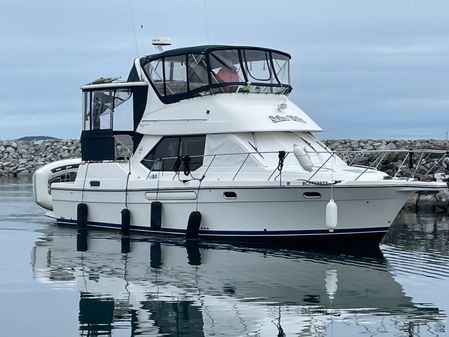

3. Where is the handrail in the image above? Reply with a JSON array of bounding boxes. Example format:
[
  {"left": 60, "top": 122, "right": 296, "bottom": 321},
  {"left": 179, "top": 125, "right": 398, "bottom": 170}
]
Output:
[
  {"left": 425, "top": 153, "right": 448, "bottom": 175},
  {"left": 393, "top": 153, "right": 410, "bottom": 179},
  {"left": 233, "top": 153, "right": 251, "bottom": 181},
  {"left": 140, "top": 148, "right": 449, "bottom": 183},
  {"left": 307, "top": 153, "right": 333, "bottom": 181},
  {"left": 114, "top": 137, "right": 133, "bottom": 160}
]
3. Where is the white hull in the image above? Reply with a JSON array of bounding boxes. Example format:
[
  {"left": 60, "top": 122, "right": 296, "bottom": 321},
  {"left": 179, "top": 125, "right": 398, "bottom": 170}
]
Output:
[{"left": 48, "top": 176, "right": 434, "bottom": 244}]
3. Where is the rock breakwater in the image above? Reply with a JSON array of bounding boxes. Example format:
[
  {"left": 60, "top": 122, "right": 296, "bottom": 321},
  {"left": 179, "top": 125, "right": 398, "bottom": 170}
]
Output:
[
  {"left": 0, "top": 139, "right": 80, "bottom": 177},
  {"left": 0, "top": 138, "right": 448, "bottom": 177}
]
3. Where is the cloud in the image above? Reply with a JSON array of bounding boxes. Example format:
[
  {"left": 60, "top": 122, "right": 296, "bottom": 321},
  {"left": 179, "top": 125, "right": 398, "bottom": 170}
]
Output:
[{"left": 1, "top": 0, "right": 449, "bottom": 139}]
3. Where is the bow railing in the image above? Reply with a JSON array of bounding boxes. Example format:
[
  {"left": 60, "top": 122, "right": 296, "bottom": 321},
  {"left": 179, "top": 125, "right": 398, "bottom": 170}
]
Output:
[{"left": 141, "top": 149, "right": 449, "bottom": 184}]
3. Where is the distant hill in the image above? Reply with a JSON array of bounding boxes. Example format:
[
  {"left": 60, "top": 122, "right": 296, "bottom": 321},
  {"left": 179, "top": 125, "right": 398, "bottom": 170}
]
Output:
[{"left": 16, "top": 136, "right": 58, "bottom": 141}]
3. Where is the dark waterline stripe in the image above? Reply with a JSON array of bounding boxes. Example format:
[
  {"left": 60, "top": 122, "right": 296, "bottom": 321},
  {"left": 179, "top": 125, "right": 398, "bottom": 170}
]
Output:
[{"left": 56, "top": 218, "right": 388, "bottom": 237}]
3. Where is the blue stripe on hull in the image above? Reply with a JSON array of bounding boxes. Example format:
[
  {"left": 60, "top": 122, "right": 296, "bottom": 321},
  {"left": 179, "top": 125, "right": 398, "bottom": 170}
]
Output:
[{"left": 55, "top": 218, "right": 389, "bottom": 243}]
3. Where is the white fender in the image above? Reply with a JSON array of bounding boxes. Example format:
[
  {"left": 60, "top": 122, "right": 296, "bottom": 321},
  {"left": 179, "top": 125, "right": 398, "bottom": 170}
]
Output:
[
  {"left": 326, "top": 199, "right": 338, "bottom": 232},
  {"left": 33, "top": 158, "right": 81, "bottom": 210},
  {"left": 293, "top": 144, "right": 313, "bottom": 172}
]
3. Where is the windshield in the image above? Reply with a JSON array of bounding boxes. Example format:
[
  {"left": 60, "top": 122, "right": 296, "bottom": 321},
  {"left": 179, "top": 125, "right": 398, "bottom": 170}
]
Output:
[{"left": 142, "top": 47, "right": 292, "bottom": 104}]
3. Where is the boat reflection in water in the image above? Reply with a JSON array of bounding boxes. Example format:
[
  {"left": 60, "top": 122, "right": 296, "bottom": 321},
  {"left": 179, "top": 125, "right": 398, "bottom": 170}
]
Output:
[{"left": 31, "top": 226, "right": 444, "bottom": 336}]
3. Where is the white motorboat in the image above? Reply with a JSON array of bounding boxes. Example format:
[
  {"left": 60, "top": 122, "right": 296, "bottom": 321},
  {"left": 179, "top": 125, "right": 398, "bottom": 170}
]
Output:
[{"left": 33, "top": 43, "right": 446, "bottom": 245}]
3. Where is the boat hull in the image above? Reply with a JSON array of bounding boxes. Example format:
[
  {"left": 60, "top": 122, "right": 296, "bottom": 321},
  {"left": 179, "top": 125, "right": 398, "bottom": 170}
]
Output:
[
  {"left": 49, "top": 183, "right": 416, "bottom": 246},
  {"left": 55, "top": 218, "right": 388, "bottom": 246}
]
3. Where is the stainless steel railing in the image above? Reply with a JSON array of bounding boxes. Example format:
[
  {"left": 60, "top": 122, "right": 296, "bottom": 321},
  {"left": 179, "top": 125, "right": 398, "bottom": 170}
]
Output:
[{"left": 141, "top": 148, "right": 449, "bottom": 185}]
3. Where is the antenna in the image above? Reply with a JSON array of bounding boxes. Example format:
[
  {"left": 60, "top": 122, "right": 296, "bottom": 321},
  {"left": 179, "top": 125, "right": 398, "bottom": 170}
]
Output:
[
  {"left": 152, "top": 38, "right": 171, "bottom": 53},
  {"left": 127, "top": 0, "right": 140, "bottom": 57},
  {"left": 203, "top": 0, "right": 210, "bottom": 44}
]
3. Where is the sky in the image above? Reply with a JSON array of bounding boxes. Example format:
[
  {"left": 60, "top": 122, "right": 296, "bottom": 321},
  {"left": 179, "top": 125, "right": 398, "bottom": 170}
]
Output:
[{"left": 0, "top": 0, "right": 448, "bottom": 140}]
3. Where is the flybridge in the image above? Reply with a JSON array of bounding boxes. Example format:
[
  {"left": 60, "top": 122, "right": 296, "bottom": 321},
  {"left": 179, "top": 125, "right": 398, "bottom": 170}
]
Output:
[{"left": 139, "top": 45, "right": 292, "bottom": 104}]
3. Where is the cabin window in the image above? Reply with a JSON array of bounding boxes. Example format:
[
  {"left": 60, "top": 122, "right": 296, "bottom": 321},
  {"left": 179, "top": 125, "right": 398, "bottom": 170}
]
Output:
[
  {"left": 83, "top": 88, "right": 132, "bottom": 131},
  {"left": 243, "top": 49, "right": 271, "bottom": 82},
  {"left": 141, "top": 47, "right": 292, "bottom": 104},
  {"left": 187, "top": 54, "right": 209, "bottom": 92},
  {"left": 147, "top": 59, "right": 165, "bottom": 95},
  {"left": 164, "top": 56, "right": 188, "bottom": 95},
  {"left": 209, "top": 49, "right": 245, "bottom": 85},
  {"left": 96, "top": 91, "right": 112, "bottom": 129},
  {"left": 83, "top": 92, "right": 91, "bottom": 130},
  {"left": 271, "top": 52, "right": 290, "bottom": 85},
  {"left": 142, "top": 135, "right": 206, "bottom": 171}
]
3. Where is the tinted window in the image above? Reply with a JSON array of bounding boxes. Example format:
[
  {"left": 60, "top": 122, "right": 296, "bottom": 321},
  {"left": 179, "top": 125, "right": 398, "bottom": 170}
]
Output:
[
  {"left": 142, "top": 136, "right": 205, "bottom": 171},
  {"left": 180, "top": 136, "right": 206, "bottom": 170}
]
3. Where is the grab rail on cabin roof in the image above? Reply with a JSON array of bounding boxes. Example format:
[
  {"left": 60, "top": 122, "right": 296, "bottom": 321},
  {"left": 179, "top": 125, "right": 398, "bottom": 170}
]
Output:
[{"left": 141, "top": 149, "right": 449, "bottom": 185}]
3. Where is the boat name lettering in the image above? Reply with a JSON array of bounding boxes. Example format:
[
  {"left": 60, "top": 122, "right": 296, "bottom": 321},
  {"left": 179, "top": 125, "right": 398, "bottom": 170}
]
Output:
[
  {"left": 269, "top": 115, "right": 306, "bottom": 124},
  {"left": 302, "top": 181, "right": 331, "bottom": 186}
]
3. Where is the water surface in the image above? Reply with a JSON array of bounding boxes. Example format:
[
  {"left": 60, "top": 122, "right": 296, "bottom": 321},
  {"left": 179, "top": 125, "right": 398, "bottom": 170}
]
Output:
[{"left": 1, "top": 177, "right": 448, "bottom": 336}]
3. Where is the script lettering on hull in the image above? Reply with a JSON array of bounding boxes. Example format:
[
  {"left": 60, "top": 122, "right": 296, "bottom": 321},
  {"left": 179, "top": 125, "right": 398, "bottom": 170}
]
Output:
[{"left": 269, "top": 115, "right": 306, "bottom": 124}]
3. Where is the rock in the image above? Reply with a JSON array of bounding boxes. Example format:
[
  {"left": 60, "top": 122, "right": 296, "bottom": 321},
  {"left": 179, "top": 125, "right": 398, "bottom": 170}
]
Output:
[
  {"left": 17, "top": 169, "right": 30, "bottom": 176},
  {"left": 0, "top": 139, "right": 79, "bottom": 176},
  {"left": 6, "top": 147, "right": 16, "bottom": 154},
  {"left": 434, "top": 191, "right": 449, "bottom": 212},
  {"left": 386, "top": 142, "right": 397, "bottom": 150}
]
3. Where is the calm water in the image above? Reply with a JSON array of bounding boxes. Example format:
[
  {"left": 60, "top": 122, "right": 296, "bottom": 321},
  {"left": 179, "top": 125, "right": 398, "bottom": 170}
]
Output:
[{"left": 1, "top": 178, "right": 449, "bottom": 337}]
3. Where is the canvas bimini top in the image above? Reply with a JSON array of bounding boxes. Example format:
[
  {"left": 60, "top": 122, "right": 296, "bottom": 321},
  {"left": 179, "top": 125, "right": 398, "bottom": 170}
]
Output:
[{"left": 139, "top": 45, "right": 292, "bottom": 104}]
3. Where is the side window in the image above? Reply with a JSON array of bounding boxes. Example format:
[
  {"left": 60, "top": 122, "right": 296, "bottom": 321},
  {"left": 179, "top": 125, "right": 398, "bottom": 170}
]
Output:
[
  {"left": 146, "top": 59, "right": 165, "bottom": 95},
  {"left": 180, "top": 136, "right": 206, "bottom": 170},
  {"left": 164, "top": 56, "right": 188, "bottom": 95},
  {"left": 243, "top": 49, "right": 271, "bottom": 82},
  {"left": 142, "top": 136, "right": 206, "bottom": 171},
  {"left": 83, "top": 89, "right": 133, "bottom": 131},
  {"left": 271, "top": 52, "right": 290, "bottom": 85},
  {"left": 143, "top": 137, "right": 180, "bottom": 171},
  {"left": 187, "top": 54, "right": 209, "bottom": 92},
  {"left": 92, "top": 90, "right": 114, "bottom": 130}
]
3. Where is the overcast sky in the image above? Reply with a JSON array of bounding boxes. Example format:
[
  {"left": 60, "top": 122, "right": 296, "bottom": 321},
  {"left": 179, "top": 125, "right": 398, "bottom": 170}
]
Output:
[{"left": 1, "top": 0, "right": 448, "bottom": 140}]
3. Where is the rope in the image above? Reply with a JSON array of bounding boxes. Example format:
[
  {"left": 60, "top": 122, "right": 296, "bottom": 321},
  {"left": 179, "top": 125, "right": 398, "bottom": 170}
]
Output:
[{"left": 274, "top": 151, "right": 286, "bottom": 183}]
